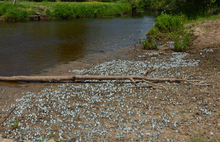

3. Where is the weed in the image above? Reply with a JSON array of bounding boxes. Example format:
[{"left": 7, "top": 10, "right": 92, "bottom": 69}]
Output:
[
  {"left": 142, "top": 39, "right": 157, "bottom": 50},
  {"left": 0, "top": 3, "right": 29, "bottom": 21},
  {"left": 155, "top": 13, "right": 184, "bottom": 33},
  {"left": 0, "top": 2, "right": 131, "bottom": 21},
  {"left": 174, "top": 33, "right": 192, "bottom": 51},
  {"left": 190, "top": 137, "right": 220, "bottom": 142},
  {"left": 10, "top": 116, "right": 19, "bottom": 130},
  {"left": 55, "top": 138, "right": 64, "bottom": 142},
  {"left": 54, "top": 4, "right": 72, "bottom": 19},
  {"left": 214, "top": 60, "right": 220, "bottom": 69}
]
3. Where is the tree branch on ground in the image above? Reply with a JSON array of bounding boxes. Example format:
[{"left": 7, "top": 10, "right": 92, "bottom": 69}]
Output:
[{"left": 0, "top": 74, "right": 210, "bottom": 92}]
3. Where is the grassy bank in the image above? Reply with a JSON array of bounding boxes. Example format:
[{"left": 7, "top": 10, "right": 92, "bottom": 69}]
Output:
[
  {"left": 142, "top": 12, "right": 192, "bottom": 51},
  {"left": 0, "top": 1, "right": 132, "bottom": 21},
  {"left": 142, "top": 12, "right": 220, "bottom": 52}
]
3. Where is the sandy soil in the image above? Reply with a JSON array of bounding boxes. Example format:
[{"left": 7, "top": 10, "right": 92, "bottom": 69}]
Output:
[{"left": 0, "top": 18, "right": 220, "bottom": 142}]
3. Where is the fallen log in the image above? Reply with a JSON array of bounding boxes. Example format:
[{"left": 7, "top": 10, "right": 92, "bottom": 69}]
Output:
[
  {"left": 0, "top": 74, "right": 209, "bottom": 92},
  {"left": 0, "top": 74, "right": 203, "bottom": 83}
]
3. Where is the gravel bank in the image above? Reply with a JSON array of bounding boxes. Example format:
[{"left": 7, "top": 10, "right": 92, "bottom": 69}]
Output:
[{"left": 0, "top": 50, "right": 219, "bottom": 142}]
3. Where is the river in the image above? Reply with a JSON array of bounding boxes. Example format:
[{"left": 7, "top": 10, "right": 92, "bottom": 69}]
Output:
[{"left": 0, "top": 11, "right": 156, "bottom": 76}]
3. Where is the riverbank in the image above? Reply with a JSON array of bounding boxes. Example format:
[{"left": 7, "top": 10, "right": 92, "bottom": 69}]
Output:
[
  {"left": 142, "top": 12, "right": 220, "bottom": 52},
  {"left": 0, "top": 18, "right": 220, "bottom": 142},
  {"left": 0, "top": 1, "right": 131, "bottom": 21}
]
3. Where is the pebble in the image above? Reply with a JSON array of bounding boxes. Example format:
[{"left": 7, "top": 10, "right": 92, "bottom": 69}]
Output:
[{"left": 0, "top": 51, "right": 215, "bottom": 141}]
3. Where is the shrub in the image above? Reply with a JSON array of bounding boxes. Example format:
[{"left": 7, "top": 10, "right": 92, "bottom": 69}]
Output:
[
  {"left": 155, "top": 13, "right": 184, "bottom": 33},
  {"left": 174, "top": 33, "right": 192, "bottom": 51},
  {"left": 54, "top": 4, "right": 72, "bottom": 19},
  {"left": 46, "top": 8, "right": 53, "bottom": 18},
  {"left": 0, "top": 3, "right": 11, "bottom": 15},
  {"left": 0, "top": 3, "right": 30, "bottom": 21},
  {"left": 52, "top": 3, "right": 131, "bottom": 19},
  {"left": 28, "top": 10, "right": 36, "bottom": 15},
  {"left": 3, "top": 7, "right": 28, "bottom": 21},
  {"left": 142, "top": 39, "right": 157, "bottom": 50},
  {"left": 142, "top": 0, "right": 166, "bottom": 10}
]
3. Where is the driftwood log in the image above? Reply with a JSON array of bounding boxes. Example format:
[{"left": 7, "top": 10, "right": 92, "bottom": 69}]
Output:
[
  {"left": 0, "top": 74, "right": 202, "bottom": 83},
  {"left": 0, "top": 74, "right": 210, "bottom": 92}
]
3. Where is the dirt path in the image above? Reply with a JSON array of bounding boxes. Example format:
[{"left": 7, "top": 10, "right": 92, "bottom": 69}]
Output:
[{"left": 0, "top": 18, "right": 220, "bottom": 142}]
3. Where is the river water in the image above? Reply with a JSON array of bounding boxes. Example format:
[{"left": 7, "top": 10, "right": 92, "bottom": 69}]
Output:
[{"left": 0, "top": 11, "right": 156, "bottom": 76}]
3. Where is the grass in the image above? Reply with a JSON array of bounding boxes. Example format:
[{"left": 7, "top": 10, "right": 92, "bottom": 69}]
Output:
[
  {"left": 142, "top": 12, "right": 193, "bottom": 51},
  {"left": 9, "top": 116, "right": 19, "bottom": 130},
  {"left": 0, "top": 3, "right": 35, "bottom": 21},
  {"left": 190, "top": 137, "right": 220, "bottom": 142},
  {"left": 185, "top": 13, "right": 220, "bottom": 25},
  {"left": 142, "top": 11, "right": 220, "bottom": 52},
  {"left": 0, "top": 1, "right": 132, "bottom": 21}
]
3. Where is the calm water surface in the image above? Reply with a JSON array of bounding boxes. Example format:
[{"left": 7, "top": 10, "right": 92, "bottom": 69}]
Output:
[{"left": 0, "top": 11, "right": 156, "bottom": 76}]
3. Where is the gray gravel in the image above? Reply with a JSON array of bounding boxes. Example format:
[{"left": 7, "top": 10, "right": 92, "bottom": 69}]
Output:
[{"left": 1, "top": 51, "right": 218, "bottom": 141}]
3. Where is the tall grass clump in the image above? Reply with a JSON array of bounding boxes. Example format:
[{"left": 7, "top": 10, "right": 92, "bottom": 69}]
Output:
[
  {"left": 174, "top": 33, "right": 192, "bottom": 52},
  {"left": 0, "top": 3, "right": 34, "bottom": 21},
  {"left": 155, "top": 12, "right": 184, "bottom": 33},
  {"left": 54, "top": 4, "right": 72, "bottom": 19},
  {"left": 52, "top": 2, "right": 131, "bottom": 19},
  {"left": 142, "top": 12, "right": 195, "bottom": 51},
  {"left": 143, "top": 12, "right": 187, "bottom": 50},
  {"left": 0, "top": 2, "right": 131, "bottom": 21}
]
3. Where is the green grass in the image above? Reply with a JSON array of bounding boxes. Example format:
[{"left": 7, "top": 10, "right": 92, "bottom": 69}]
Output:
[
  {"left": 154, "top": 12, "right": 184, "bottom": 33},
  {"left": 142, "top": 12, "right": 193, "bottom": 51},
  {"left": 142, "top": 5, "right": 220, "bottom": 52},
  {"left": 0, "top": 1, "right": 132, "bottom": 21},
  {"left": 190, "top": 137, "right": 220, "bottom": 142},
  {"left": 174, "top": 33, "right": 192, "bottom": 51},
  {"left": 185, "top": 13, "right": 220, "bottom": 25},
  {"left": 0, "top": 3, "right": 31, "bottom": 21}
]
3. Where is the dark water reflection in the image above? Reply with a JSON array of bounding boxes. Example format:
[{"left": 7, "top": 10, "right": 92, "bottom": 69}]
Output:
[{"left": 0, "top": 11, "right": 156, "bottom": 76}]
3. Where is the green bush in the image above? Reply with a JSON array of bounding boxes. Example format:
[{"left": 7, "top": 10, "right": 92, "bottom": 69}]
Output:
[
  {"left": 45, "top": 9, "right": 53, "bottom": 18},
  {"left": 0, "top": 2, "right": 131, "bottom": 20},
  {"left": 52, "top": 3, "right": 131, "bottom": 19},
  {"left": 54, "top": 4, "right": 72, "bottom": 19},
  {"left": 142, "top": 0, "right": 166, "bottom": 10},
  {"left": 147, "top": 27, "right": 160, "bottom": 38},
  {"left": 174, "top": 33, "right": 192, "bottom": 51},
  {"left": 142, "top": 39, "right": 157, "bottom": 50},
  {"left": 2, "top": 6, "right": 28, "bottom": 21},
  {"left": 0, "top": 3, "right": 31, "bottom": 21},
  {"left": 27, "top": 10, "right": 36, "bottom": 15},
  {"left": 155, "top": 12, "right": 184, "bottom": 33},
  {"left": 0, "top": 3, "right": 11, "bottom": 15}
]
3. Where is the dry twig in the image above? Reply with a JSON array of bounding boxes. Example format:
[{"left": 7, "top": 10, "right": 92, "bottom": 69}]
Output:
[
  {"left": 145, "top": 68, "right": 156, "bottom": 76},
  {"left": 0, "top": 106, "right": 16, "bottom": 125},
  {"left": 142, "top": 79, "right": 169, "bottom": 92}
]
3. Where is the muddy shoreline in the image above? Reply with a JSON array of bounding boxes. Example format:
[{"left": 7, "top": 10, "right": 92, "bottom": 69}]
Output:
[{"left": 0, "top": 45, "right": 140, "bottom": 112}]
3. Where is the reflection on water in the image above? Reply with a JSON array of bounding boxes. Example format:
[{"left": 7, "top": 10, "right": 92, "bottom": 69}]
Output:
[{"left": 0, "top": 11, "right": 156, "bottom": 76}]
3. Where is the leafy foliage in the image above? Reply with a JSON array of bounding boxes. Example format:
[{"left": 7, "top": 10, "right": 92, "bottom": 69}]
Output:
[
  {"left": 170, "top": 0, "right": 220, "bottom": 19},
  {"left": 0, "top": 2, "right": 131, "bottom": 21},
  {"left": 174, "top": 33, "right": 192, "bottom": 52},
  {"left": 0, "top": 3, "right": 31, "bottom": 21},
  {"left": 142, "top": 39, "right": 157, "bottom": 50},
  {"left": 155, "top": 12, "right": 184, "bottom": 33},
  {"left": 52, "top": 2, "right": 131, "bottom": 19},
  {"left": 143, "top": 12, "right": 194, "bottom": 52},
  {"left": 141, "top": 0, "right": 167, "bottom": 10}
]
